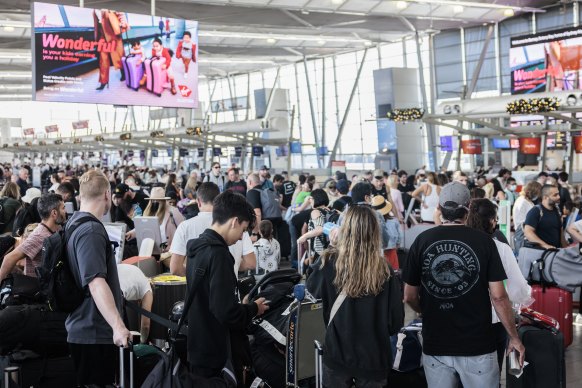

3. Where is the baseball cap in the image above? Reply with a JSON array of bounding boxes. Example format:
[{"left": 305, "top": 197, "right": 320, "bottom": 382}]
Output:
[
  {"left": 336, "top": 179, "right": 350, "bottom": 195},
  {"left": 439, "top": 182, "right": 470, "bottom": 210},
  {"left": 373, "top": 169, "right": 384, "bottom": 179},
  {"left": 260, "top": 165, "right": 269, "bottom": 171},
  {"left": 21, "top": 188, "right": 42, "bottom": 204},
  {"left": 114, "top": 183, "right": 130, "bottom": 197}
]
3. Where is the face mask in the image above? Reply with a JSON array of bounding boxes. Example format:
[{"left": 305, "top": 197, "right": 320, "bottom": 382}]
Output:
[
  {"left": 509, "top": 185, "right": 517, "bottom": 191},
  {"left": 151, "top": 202, "right": 160, "bottom": 213}
]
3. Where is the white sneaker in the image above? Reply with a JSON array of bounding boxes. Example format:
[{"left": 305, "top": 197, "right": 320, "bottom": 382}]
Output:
[{"left": 184, "top": 73, "right": 188, "bottom": 79}]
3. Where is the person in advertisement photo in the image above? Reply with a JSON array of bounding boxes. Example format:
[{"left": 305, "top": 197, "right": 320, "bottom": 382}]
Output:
[
  {"left": 510, "top": 27, "right": 582, "bottom": 95},
  {"left": 93, "top": 9, "right": 128, "bottom": 90},
  {"left": 33, "top": 1, "right": 199, "bottom": 109}
]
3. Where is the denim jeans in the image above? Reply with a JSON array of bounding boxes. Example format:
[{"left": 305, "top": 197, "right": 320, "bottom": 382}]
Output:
[{"left": 422, "top": 351, "right": 499, "bottom": 388}]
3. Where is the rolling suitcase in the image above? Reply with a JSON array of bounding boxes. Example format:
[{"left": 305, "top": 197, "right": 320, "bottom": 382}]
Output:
[
  {"left": 121, "top": 54, "right": 144, "bottom": 91},
  {"left": 119, "top": 344, "right": 134, "bottom": 388},
  {"left": 506, "top": 325, "right": 565, "bottom": 388},
  {"left": 314, "top": 340, "right": 323, "bottom": 388},
  {"left": 530, "top": 285, "right": 573, "bottom": 347},
  {"left": 144, "top": 56, "right": 166, "bottom": 96}
]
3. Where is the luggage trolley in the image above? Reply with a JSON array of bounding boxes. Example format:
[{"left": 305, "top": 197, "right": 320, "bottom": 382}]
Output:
[{"left": 285, "top": 300, "right": 326, "bottom": 387}]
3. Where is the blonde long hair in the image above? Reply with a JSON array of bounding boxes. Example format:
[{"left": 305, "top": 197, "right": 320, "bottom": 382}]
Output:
[
  {"left": 326, "top": 205, "right": 390, "bottom": 298},
  {"left": 143, "top": 200, "right": 168, "bottom": 224}
]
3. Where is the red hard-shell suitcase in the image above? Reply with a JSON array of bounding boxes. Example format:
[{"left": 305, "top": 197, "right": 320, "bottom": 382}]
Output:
[{"left": 530, "top": 285, "right": 573, "bottom": 347}]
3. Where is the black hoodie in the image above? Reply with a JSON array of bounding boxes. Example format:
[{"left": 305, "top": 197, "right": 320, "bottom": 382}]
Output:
[
  {"left": 186, "top": 229, "right": 259, "bottom": 371},
  {"left": 320, "top": 256, "right": 403, "bottom": 380}
]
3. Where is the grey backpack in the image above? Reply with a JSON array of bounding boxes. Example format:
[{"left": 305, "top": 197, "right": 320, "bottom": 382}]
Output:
[
  {"left": 541, "top": 246, "right": 582, "bottom": 292},
  {"left": 518, "top": 246, "right": 582, "bottom": 292},
  {"left": 259, "top": 188, "right": 282, "bottom": 220}
]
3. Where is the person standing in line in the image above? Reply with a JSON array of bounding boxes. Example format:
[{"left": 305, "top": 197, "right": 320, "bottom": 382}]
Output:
[
  {"left": 203, "top": 162, "right": 226, "bottom": 192},
  {"left": 320, "top": 205, "right": 403, "bottom": 387},
  {"left": 466, "top": 198, "right": 532, "bottom": 374},
  {"left": 0, "top": 193, "right": 66, "bottom": 283},
  {"left": 186, "top": 191, "right": 268, "bottom": 379},
  {"left": 412, "top": 172, "right": 441, "bottom": 223},
  {"left": 523, "top": 184, "right": 567, "bottom": 250},
  {"left": 402, "top": 182, "right": 524, "bottom": 388},
  {"left": 66, "top": 170, "right": 131, "bottom": 387}
]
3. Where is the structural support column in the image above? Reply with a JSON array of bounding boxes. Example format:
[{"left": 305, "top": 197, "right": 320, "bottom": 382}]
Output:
[
  {"left": 226, "top": 74, "right": 238, "bottom": 122},
  {"left": 415, "top": 31, "right": 437, "bottom": 171},
  {"left": 328, "top": 48, "right": 368, "bottom": 169},
  {"left": 264, "top": 67, "right": 281, "bottom": 120},
  {"left": 303, "top": 58, "right": 323, "bottom": 168},
  {"left": 321, "top": 57, "right": 326, "bottom": 149},
  {"left": 294, "top": 63, "right": 304, "bottom": 170},
  {"left": 245, "top": 73, "right": 251, "bottom": 121}
]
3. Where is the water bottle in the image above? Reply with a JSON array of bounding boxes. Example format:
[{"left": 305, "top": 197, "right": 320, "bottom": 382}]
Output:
[
  {"left": 322, "top": 222, "right": 339, "bottom": 236},
  {"left": 293, "top": 284, "right": 305, "bottom": 302}
]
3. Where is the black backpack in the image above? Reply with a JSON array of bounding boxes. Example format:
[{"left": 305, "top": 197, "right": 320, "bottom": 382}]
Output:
[
  {"left": 36, "top": 216, "right": 94, "bottom": 313},
  {"left": 12, "top": 197, "right": 41, "bottom": 237}
]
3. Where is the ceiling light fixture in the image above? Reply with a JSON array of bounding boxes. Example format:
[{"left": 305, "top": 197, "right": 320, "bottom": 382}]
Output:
[
  {"left": 199, "top": 58, "right": 276, "bottom": 64},
  {"left": 504, "top": 8, "right": 515, "bottom": 17},
  {"left": 0, "top": 72, "right": 32, "bottom": 78},
  {"left": 331, "top": 0, "right": 344, "bottom": 4},
  {"left": 411, "top": 0, "right": 540, "bottom": 12},
  {"left": 453, "top": 5, "right": 464, "bottom": 14},
  {"left": 0, "top": 20, "right": 29, "bottom": 28},
  {"left": 396, "top": 1, "right": 408, "bottom": 10},
  {"left": 0, "top": 52, "right": 31, "bottom": 60},
  {"left": 318, "top": 39, "right": 326, "bottom": 45},
  {"left": 0, "top": 85, "right": 31, "bottom": 90},
  {"left": 266, "top": 37, "right": 277, "bottom": 44},
  {"left": 364, "top": 41, "right": 373, "bottom": 46},
  {"left": 3, "top": 26, "right": 14, "bottom": 32},
  {"left": 200, "top": 31, "right": 368, "bottom": 44},
  {"left": 0, "top": 94, "right": 30, "bottom": 99}
]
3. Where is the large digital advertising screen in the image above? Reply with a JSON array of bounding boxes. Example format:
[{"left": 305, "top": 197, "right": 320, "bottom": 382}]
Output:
[
  {"left": 510, "top": 27, "right": 582, "bottom": 95},
  {"left": 32, "top": 2, "right": 199, "bottom": 108}
]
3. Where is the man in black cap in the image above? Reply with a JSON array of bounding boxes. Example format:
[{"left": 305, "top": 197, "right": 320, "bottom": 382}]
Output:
[
  {"left": 402, "top": 182, "right": 524, "bottom": 387},
  {"left": 259, "top": 165, "right": 274, "bottom": 191},
  {"left": 114, "top": 183, "right": 148, "bottom": 215}
]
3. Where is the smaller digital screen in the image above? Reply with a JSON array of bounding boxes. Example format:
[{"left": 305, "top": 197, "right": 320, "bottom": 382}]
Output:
[{"left": 492, "top": 139, "right": 511, "bottom": 149}]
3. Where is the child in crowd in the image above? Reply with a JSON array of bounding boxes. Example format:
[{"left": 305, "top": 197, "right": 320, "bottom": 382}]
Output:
[
  {"left": 372, "top": 195, "right": 403, "bottom": 270},
  {"left": 255, "top": 220, "right": 280, "bottom": 272},
  {"left": 129, "top": 40, "right": 144, "bottom": 65},
  {"left": 176, "top": 31, "right": 196, "bottom": 78}
]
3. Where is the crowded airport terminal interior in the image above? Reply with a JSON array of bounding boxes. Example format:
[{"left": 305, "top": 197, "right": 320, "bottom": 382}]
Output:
[{"left": 2, "top": 0, "right": 582, "bottom": 387}]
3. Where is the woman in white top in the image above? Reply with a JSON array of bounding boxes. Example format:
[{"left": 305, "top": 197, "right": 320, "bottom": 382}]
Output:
[
  {"left": 412, "top": 172, "right": 441, "bottom": 223},
  {"left": 386, "top": 175, "right": 405, "bottom": 216},
  {"left": 512, "top": 181, "right": 542, "bottom": 231},
  {"left": 142, "top": 187, "right": 185, "bottom": 252},
  {"left": 48, "top": 173, "right": 61, "bottom": 193},
  {"left": 466, "top": 199, "right": 532, "bottom": 373}
]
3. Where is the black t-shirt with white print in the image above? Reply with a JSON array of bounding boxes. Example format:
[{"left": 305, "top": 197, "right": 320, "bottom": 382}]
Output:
[{"left": 402, "top": 225, "right": 506, "bottom": 357}]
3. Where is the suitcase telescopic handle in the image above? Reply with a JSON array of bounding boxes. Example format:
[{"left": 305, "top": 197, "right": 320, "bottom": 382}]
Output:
[
  {"left": 314, "top": 340, "right": 323, "bottom": 388},
  {"left": 119, "top": 341, "right": 134, "bottom": 388}
]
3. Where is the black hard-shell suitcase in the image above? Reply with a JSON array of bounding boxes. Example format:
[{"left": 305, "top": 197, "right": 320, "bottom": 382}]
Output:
[
  {"left": 506, "top": 325, "right": 566, "bottom": 388},
  {"left": 389, "top": 368, "right": 428, "bottom": 388}
]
